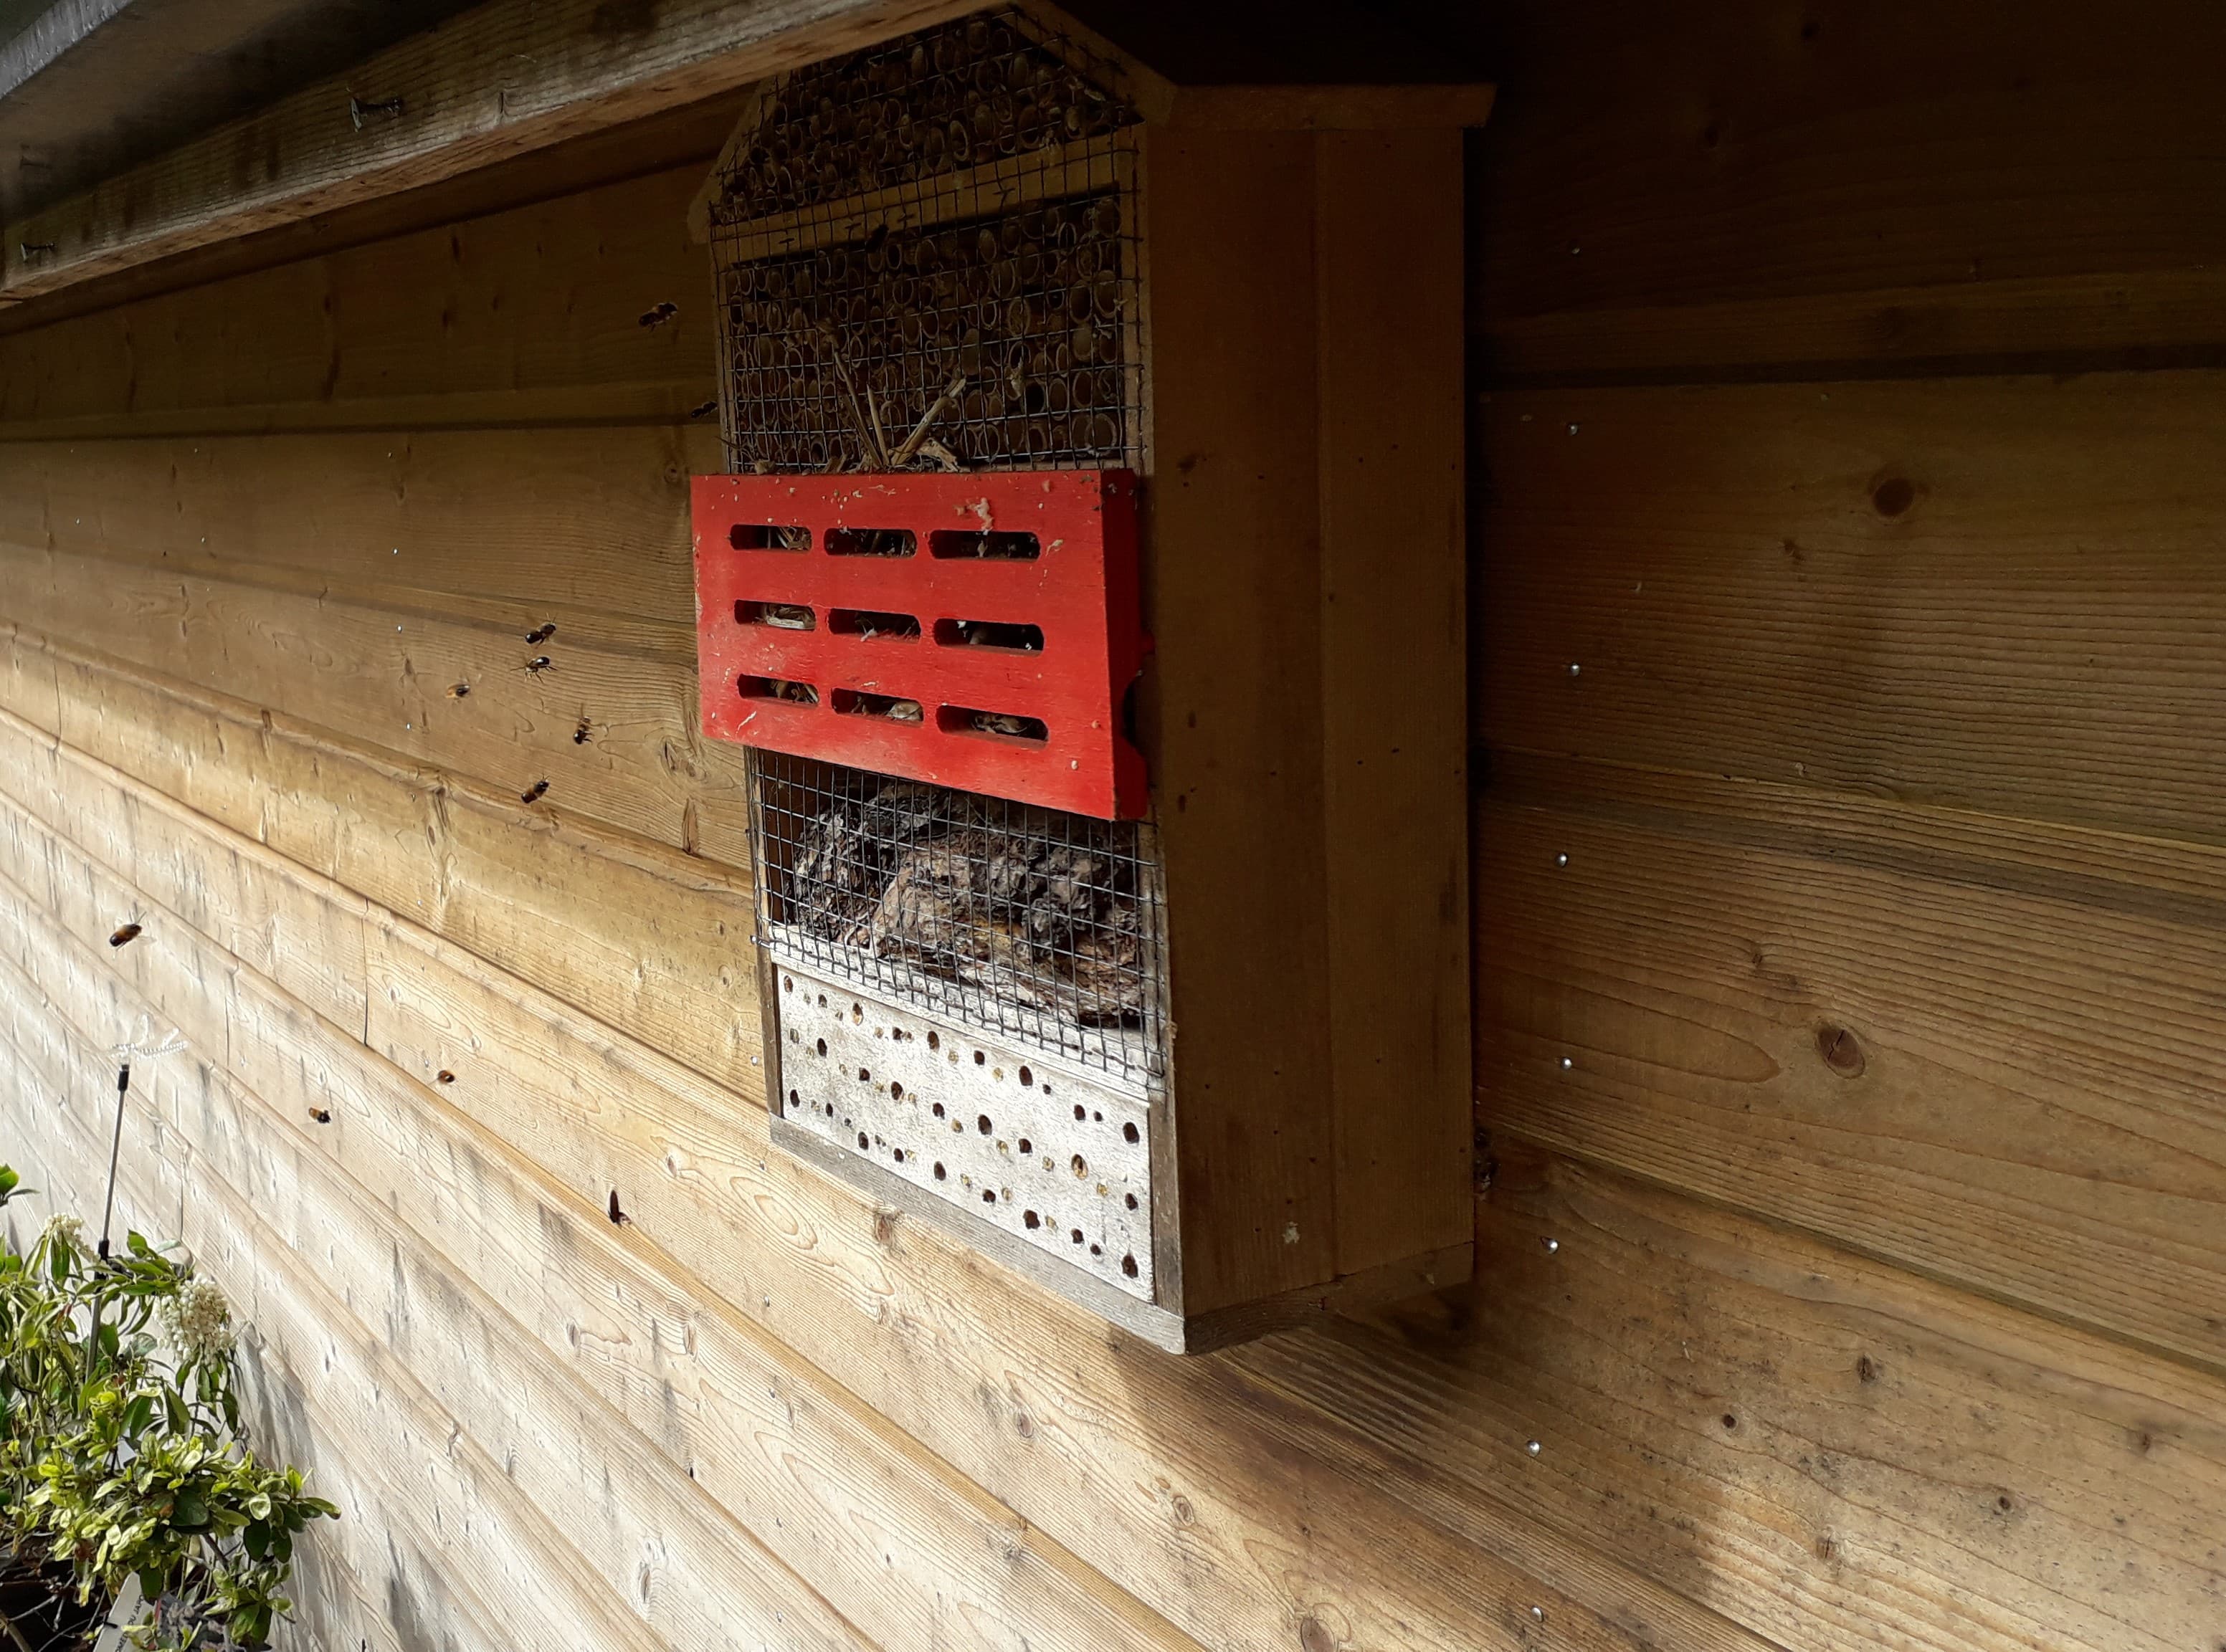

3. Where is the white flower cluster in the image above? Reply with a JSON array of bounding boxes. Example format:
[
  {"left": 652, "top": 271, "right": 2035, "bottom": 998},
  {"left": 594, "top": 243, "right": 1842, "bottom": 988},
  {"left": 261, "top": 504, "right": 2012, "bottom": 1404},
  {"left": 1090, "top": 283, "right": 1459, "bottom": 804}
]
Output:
[
  {"left": 40, "top": 1213, "right": 84, "bottom": 1252},
  {"left": 162, "top": 1276, "right": 235, "bottom": 1366}
]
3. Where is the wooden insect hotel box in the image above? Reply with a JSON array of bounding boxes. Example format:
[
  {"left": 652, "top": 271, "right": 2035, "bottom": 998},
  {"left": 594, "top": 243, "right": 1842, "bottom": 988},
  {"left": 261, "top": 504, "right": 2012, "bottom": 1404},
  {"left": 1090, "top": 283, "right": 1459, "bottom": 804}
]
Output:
[{"left": 692, "top": 4, "right": 1487, "bottom": 1350}]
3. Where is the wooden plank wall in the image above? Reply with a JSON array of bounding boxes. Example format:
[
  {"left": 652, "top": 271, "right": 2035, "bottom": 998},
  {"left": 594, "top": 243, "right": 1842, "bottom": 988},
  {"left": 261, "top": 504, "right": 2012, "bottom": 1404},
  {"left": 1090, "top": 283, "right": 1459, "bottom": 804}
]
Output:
[{"left": 0, "top": 4, "right": 2219, "bottom": 1650}]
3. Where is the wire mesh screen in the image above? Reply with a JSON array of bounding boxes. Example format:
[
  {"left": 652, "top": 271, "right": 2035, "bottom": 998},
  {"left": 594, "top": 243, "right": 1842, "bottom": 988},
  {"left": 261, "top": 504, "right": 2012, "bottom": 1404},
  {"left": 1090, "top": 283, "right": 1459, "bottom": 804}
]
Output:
[
  {"left": 706, "top": 8, "right": 1143, "bottom": 473},
  {"left": 751, "top": 753, "right": 1166, "bottom": 1087}
]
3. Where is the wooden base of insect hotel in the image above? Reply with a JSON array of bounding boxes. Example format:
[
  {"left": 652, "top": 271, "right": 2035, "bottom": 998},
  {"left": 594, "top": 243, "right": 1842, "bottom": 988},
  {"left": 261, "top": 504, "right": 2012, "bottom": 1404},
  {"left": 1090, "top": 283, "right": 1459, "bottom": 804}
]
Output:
[{"left": 695, "top": 4, "right": 1490, "bottom": 1352}]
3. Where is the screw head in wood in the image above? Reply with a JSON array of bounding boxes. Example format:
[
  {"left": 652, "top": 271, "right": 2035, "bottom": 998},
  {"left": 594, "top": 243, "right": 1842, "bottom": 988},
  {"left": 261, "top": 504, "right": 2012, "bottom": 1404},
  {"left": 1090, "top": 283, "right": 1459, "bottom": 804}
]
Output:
[
  {"left": 1542, "top": 1237, "right": 1559, "bottom": 1254},
  {"left": 1567, "top": 662, "right": 1581, "bottom": 676},
  {"left": 1555, "top": 852, "right": 1569, "bottom": 867},
  {"left": 1526, "top": 1439, "right": 1542, "bottom": 1456},
  {"left": 1559, "top": 1056, "right": 1573, "bottom": 1071}
]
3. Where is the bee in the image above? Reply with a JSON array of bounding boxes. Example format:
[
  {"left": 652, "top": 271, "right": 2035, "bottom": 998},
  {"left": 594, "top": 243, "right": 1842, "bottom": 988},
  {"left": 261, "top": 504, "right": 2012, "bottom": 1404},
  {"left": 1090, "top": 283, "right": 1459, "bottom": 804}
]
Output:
[
  {"left": 521, "top": 780, "right": 549, "bottom": 804},
  {"left": 607, "top": 1190, "right": 632, "bottom": 1226},
  {"left": 108, "top": 922, "right": 143, "bottom": 948},
  {"left": 308, "top": 1107, "right": 332, "bottom": 1125},
  {"left": 447, "top": 682, "right": 470, "bottom": 699},
  {"left": 637, "top": 301, "right": 678, "bottom": 330},
  {"left": 524, "top": 655, "right": 553, "bottom": 674},
  {"left": 525, "top": 623, "right": 556, "bottom": 645},
  {"left": 688, "top": 400, "right": 718, "bottom": 421},
  {"left": 436, "top": 1069, "right": 456, "bottom": 1084},
  {"left": 573, "top": 717, "right": 592, "bottom": 745}
]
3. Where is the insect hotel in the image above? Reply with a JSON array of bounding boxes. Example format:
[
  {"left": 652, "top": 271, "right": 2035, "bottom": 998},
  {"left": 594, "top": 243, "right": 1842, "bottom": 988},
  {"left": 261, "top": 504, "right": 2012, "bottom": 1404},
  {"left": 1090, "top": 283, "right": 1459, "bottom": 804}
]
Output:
[
  {"left": 688, "top": 9, "right": 1474, "bottom": 1346},
  {"left": 0, "top": 0, "right": 2217, "bottom": 1648}
]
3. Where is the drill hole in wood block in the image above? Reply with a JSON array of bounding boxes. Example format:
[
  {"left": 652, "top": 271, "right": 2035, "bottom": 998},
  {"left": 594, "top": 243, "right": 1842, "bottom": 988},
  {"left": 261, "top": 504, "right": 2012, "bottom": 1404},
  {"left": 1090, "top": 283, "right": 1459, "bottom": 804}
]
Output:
[
  {"left": 831, "top": 689, "right": 925, "bottom": 722},
  {"left": 739, "top": 675, "right": 819, "bottom": 705},
  {"left": 738, "top": 601, "right": 816, "bottom": 630},
  {"left": 929, "top": 530, "right": 1041, "bottom": 560},
  {"left": 731, "top": 523, "right": 811, "bottom": 550},
  {"left": 826, "top": 527, "right": 918, "bottom": 558},
  {"left": 828, "top": 608, "right": 923, "bottom": 640},
  {"left": 935, "top": 618, "right": 1045, "bottom": 652},
  {"left": 938, "top": 705, "right": 1049, "bottom": 745}
]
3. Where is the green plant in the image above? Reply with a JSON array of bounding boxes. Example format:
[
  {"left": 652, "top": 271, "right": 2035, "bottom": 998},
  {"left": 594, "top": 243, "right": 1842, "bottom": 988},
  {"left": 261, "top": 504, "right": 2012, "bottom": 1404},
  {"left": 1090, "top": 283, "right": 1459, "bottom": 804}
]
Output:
[{"left": 0, "top": 1168, "right": 336, "bottom": 1650}]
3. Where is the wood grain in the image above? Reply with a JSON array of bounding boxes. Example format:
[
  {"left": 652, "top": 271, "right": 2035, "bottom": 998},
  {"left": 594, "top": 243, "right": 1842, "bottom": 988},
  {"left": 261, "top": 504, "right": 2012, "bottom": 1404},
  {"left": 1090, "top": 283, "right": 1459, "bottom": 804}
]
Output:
[
  {"left": 0, "top": 980, "right": 662, "bottom": 1652},
  {"left": 0, "top": 0, "right": 974, "bottom": 305},
  {"left": 1477, "top": 370, "right": 2226, "bottom": 844},
  {"left": 1314, "top": 128, "right": 1473, "bottom": 1274},
  {"left": 1473, "top": 765, "right": 2226, "bottom": 1370},
  {"left": 1485, "top": 266, "right": 2226, "bottom": 386},
  {"left": 0, "top": 541, "right": 756, "bottom": 866},
  {"left": 1249, "top": 1142, "right": 2226, "bottom": 1652},
  {"left": 0, "top": 628, "right": 765, "bottom": 1097},
  {"left": 1141, "top": 125, "right": 1337, "bottom": 1309},
  {"left": 1475, "top": 0, "right": 2226, "bottom": 340},
  {"left": 22, "top": 694, "right": 2221, "bottom": 1652},
  {"left": 0, "top": 163, "right": 719, "bottom": 437},
  {"left": 0, "top": 426, "right": 713, "bottom": 622},
  {"left": 0, "top": 694, "right": 1721, "bottom": 1652},
  {"left": 0, "top": 788, "right": 1205, "bottom": 1652}
]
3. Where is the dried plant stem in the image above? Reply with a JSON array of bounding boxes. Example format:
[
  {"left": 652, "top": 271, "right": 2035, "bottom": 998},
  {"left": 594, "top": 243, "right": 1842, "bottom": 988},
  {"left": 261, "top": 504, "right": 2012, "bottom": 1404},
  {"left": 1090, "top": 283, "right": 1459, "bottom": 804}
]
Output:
[
  {"left": 890, "top": 372, "right": 968, "bottom": 467},
  {"left": 817, "top": 329, "right": 890, "bottom": 468}
]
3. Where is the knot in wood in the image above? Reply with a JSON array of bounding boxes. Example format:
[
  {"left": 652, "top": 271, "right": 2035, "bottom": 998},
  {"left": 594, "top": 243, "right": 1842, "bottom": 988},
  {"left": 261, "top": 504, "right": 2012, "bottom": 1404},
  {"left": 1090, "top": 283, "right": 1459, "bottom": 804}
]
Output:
[{"left": 1815, "top": 1023, "right": 1866, "bottom": 1077}]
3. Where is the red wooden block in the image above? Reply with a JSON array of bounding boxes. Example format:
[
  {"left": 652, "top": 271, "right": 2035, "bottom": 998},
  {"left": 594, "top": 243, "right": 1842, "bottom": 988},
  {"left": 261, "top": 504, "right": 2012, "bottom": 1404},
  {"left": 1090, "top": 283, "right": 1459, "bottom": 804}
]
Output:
[{"left": 693, "top": 469, "right": 1148, "bottom": 818}]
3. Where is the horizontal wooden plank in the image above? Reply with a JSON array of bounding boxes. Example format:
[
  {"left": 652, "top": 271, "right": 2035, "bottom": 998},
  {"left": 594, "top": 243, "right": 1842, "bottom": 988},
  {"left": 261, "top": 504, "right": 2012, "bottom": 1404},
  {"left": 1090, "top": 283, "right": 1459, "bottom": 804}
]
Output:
[
  {"left": 0, "top": 628, "right": 766, "bottom": 1097},
  {"left": 1475, "top": 0, "right": 2226, "bottom": 340},
  {"left": 1484, "top": 267, "right": 2226, "bottom": 386},
  {"left": 1473, "top": 757, "right": 2226, "bottom": 1372},
  {"left": 0, "top": 771, "right": 1201, "bottom": 1652},
  {"left": 0, "top": 976, "right": 654, "bottom": 1652},
  {"left": 0, "top": 92, "right": 748, "bottom": 348},
  {"left": 1477, "top": 368, "right": 2226, "bottom": 843},
  {"left": 0, "top": 161, "right": 719, "bottom": 437},
  {"left": 0, "top": 543, "right": 758, "bottom": 866},
  {"left": 0, "top": 424, "right": 716, "bottom": 626},
  {"left": 1245, "top": 1141, "right": 2226, "bottom": 1652},
  {"left": 0, "top": 0, "right": 972, "bottom": 305},
  {"left": 0, "top": 694, "right": 1764, "bottom": 1652},
  {"left": 25, "top": 697, "right": 2221, "bottom": 1652},
  {"left": 0, "top": 1089, "right": 490, "bottom": 1652},
  {"left": 0, "top": 843, "right": 896, "bottom": 1652}
]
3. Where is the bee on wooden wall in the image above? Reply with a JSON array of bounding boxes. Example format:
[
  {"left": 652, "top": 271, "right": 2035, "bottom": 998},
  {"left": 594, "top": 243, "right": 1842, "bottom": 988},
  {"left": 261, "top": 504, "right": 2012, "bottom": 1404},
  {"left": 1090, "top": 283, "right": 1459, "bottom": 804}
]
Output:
[
  {"left": 108, "top": 922, "right": 143, "bottom": 947},
  {"left": 524, "top": 622, "right": 557, "bottom": 645},
  {"left": 521, "top": 780, "right": 550, "bottom": 804}
]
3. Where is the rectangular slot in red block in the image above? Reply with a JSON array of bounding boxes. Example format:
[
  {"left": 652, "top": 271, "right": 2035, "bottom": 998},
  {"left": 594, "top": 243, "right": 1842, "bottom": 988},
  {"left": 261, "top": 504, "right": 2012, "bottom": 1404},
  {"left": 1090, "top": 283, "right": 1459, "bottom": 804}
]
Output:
[{"left": 693, "top": 469, "right": 1148, "bottom": 818}]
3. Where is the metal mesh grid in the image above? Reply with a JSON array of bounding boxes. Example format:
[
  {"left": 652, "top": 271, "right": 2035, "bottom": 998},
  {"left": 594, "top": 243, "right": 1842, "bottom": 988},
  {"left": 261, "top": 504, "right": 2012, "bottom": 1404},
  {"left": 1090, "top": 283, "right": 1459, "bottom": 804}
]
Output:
[
  {"left": 751, "top": 752, "right": 1166, "bottom": 1088},
  {"left": 708, "top": 8, "right": 1143, "bottom": 473}
]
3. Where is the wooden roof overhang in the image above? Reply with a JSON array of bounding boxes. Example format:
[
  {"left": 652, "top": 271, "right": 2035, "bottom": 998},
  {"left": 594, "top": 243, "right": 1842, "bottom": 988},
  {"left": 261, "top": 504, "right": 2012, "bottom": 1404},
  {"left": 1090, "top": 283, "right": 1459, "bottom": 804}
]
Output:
[{"left": 0, "top": 0, "right": 1489, "bottom": 314}]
